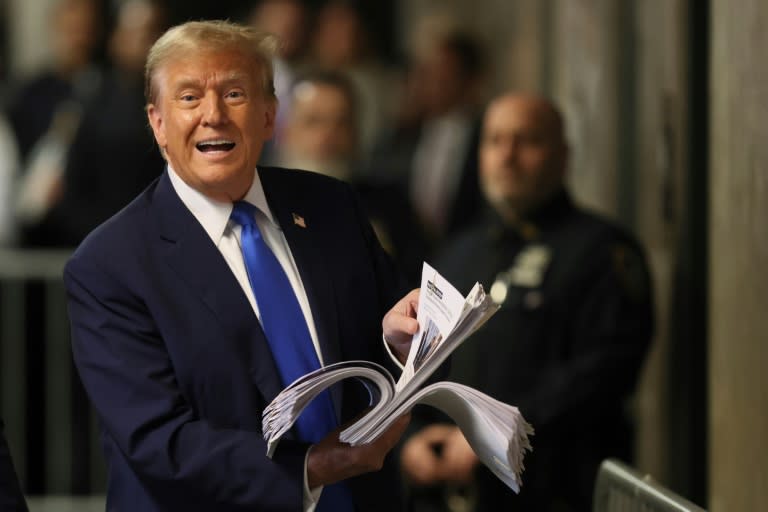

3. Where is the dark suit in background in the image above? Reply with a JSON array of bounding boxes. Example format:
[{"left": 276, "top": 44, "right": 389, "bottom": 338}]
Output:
[{"left": 21, "top": 71, "right": 164, "bottom": 247}]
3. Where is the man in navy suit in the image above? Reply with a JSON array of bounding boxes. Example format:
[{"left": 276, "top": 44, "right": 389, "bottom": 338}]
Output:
[{"left": 64, "top": 20, "right": 420, "bottom": 511}]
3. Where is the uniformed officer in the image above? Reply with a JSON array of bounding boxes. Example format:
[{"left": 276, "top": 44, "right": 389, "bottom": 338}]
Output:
[{"left": 399, "top": 93, "right": 654, "bottom": 512}]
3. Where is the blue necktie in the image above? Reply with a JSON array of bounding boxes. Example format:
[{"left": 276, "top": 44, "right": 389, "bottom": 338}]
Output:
[{"left": 230, "top": 201, "right": 354, "bottom": 511}]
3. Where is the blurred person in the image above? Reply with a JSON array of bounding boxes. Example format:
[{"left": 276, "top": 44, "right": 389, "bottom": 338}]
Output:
[
  {"left": 8, "top": 0, "right": 104, "bottom": 240},
  {"left": 308, "top": 0, "right": 399, "bottom": 160},
  {"left": 0, "top": 113, "right": 20, "bottom": 244},
  {"left": 400, "top": 93, "right": 654, "bottom": 511},
  {"left": 64, "top": 19, "right": 424, "bottom": 511},
  {"left": 278, "top": 69, "right": 358, "bottom": 180},
  {"left": 5, "top": 0, "right": 103, "bottom": 161},
  {"left": 0, "top": 417, "right": 27, "bottom": 511},
  {"left": 366, "top": 27, "right": 487, "bottom": 256},
  {"left": 278, "top": 69, "right": 428, "bottom": 283},
  {"left": 18, "top": 0, "right": 168, "bottom": 247},
  {"left": 249, "top": 0, "right": 310, "bottom": 163}
]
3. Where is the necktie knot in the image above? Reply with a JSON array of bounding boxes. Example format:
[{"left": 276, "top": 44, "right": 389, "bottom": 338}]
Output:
[{"left": 230, "top": 201, "right": 258, "bottom": 228}]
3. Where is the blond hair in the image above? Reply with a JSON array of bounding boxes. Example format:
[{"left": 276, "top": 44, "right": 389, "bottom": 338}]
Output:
[{"left": 144, "top": 19, "right": 278, "bottom": 105}]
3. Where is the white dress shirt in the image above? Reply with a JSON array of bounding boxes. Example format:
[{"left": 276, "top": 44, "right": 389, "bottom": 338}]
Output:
[
  {"left": 167, "top": 165, "right": 325, "bottom": 363},
  {"left": 167, "top": 165, "right": 323, "bottom": 511}
]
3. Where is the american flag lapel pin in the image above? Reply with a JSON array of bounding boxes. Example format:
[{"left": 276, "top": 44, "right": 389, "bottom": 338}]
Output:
[{"left": 292, "top": 212, "right": 306, "bottom": 228}]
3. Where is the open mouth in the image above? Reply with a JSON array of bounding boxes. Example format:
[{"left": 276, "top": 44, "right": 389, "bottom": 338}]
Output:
[{"left": 196, "top": 139, "right": 236, "bottom": 153}]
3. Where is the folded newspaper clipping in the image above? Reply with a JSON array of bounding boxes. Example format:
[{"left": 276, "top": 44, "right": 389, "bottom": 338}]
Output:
[{"left": 262, "top": 262, "right": 534, "bottom": 492}]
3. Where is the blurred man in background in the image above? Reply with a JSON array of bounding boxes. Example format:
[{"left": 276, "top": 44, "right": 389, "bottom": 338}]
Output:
[
  {"left": 400, "top": 93, "right": 654, "bottom": 511},
  {"left": 367, "top": 25, "right": 487, "bottom": 257},
  {"left": 276, "top": 69, "right": 427, "bottom": 283},
  {"left": 7, "top": 0, "right": 104, "bottom": 244},
  {"left": 18, "top": 0, "right": 168, "bottom": 247},
  {"left": 277, "top": 69, "right": 358, "bottom": 182},
  {"left": 249, "top": 0, "right": 310, "bottom": 164},
  {"left": 308, "top": 0, "right": 399, "bottom": 159},
  {"left": 5, "top": 0, "right": 103, "bottom": 161}
]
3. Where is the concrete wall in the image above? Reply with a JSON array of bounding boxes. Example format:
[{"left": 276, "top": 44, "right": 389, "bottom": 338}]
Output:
[
  {"left": 549, "top": 0, "right": 621, "bottom": 216},
  {"left": 631, "top": 0, "right": 690, "bottom": 489},
  {"left": 709, "top": 0, "right": 768, "bottom": 509}
]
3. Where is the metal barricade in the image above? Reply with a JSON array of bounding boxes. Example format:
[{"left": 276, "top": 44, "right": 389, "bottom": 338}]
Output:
[
  {"left": 26, "top": 495, "right": 106, "bottom": 512},
  {"left": 0, "top": 248, "right": 106, "bottom": 497},
  {"left": 593, "top": 458, "right": 706, "bottom": 512}
]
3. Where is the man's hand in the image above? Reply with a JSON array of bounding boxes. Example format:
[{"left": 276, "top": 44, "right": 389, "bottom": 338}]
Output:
[
  {"left": 400, "top": 424, "right": 479, "bottom": 486},
  {"left": 382, "top": 288, "right": 420, "bottom": 364},
  {"left": 306, "top": 413, "right": 411, "bottom": 488}
]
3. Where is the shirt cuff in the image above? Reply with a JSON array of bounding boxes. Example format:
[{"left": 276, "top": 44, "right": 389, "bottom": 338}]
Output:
[
  {"left": 383, "top": 332, "right": 405, "bottom": 369},
  {"left": 303, "top": 446, "right": 323, "bottom": 511}
]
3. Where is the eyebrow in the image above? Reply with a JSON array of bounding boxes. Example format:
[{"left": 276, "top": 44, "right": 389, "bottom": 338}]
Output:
[{"left": 171, "top": 73, "right": 251, "bottom": 93}]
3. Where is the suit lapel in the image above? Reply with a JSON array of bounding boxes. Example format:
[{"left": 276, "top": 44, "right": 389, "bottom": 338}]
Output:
[
  {"left": 259, "top": 167, "right": 343, "bottom": 367},
  {"left": 151, "top": 171, "right": 284, "bottom": 404}
]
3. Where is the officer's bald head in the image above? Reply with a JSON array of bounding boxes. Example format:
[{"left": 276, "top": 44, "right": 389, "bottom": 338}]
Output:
[{"left": 479, "top": 93, "right": 569, "bottom": 220}]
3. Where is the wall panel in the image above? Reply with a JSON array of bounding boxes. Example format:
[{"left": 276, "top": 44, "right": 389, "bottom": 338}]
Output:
[{"left": 709, "top": 0, "right": 768, "bottom": 509}]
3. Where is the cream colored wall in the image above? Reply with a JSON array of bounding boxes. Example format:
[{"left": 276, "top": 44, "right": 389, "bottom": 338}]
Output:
[
  {"left": 709, "top": 0, "right": 768, "bottom": 509},
  {"left": 631, "top": 0, "right": 689, "bottom": 488},
  {"left": 549, "top": 0, "right": 620, "bottom": 216}
]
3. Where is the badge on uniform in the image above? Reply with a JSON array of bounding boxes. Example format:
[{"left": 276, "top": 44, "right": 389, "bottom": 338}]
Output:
[{"left": 490, "top": 244, "right": 552, "bottom": 305}]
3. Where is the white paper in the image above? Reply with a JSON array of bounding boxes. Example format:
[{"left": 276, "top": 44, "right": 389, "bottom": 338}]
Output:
[{"left": 261, "top": 262, "right": 533, "bottom": 492}]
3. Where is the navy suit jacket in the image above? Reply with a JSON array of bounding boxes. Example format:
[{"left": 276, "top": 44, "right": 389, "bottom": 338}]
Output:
[{"left": 64, "top": 167, "right": 409, "bottom": 511}]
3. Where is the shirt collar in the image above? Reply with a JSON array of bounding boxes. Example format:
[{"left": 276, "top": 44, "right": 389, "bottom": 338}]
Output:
[{"left": 167, "top": 165, "right": 278, "bottom": 245}]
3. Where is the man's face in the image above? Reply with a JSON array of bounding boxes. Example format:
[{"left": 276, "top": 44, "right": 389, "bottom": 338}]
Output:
[
  {"left": 54, "top": 0, "right": 100, "bottom": 69},
  {"left": 147, "top": 49, "right": 275, "bottom": 202},
  {"left": 251, "top": 0, "right": 306, "bottom": 60},
  {"left": 479, "top": 96, "right": 567, "bottom": 216},
  {"left": 415, "top": 45, "right": 466, "bottom": 117},
  {"left": 284, "top": 82, "right": 356, "bottom": 165}
]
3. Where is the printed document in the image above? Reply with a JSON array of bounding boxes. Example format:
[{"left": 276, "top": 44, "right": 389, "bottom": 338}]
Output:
[{"left": 262, "top": 262, "right": 533, "bottom": 492}]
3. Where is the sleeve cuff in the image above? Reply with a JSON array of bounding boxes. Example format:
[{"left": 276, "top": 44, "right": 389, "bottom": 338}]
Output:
[
  {"left": 303, "top": 446, "right": 323, "bottom": 511},
  {"left": 383, "top": 333, "right": 405, "bottom": 369}
]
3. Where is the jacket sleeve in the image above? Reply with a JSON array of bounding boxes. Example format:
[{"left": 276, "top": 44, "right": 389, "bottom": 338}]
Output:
[{"left": 64, "top": 254, "right": 308, "bottom": 511}]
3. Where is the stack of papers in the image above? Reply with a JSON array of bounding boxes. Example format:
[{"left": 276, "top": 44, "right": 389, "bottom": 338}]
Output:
[{"left": 262, "top": 262, "right": 533, "bottom": 492}]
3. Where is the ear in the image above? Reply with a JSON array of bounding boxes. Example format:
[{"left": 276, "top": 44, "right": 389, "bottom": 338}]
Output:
[{"left": 146, "top": 103, "right": 167, "bottom": 148}]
